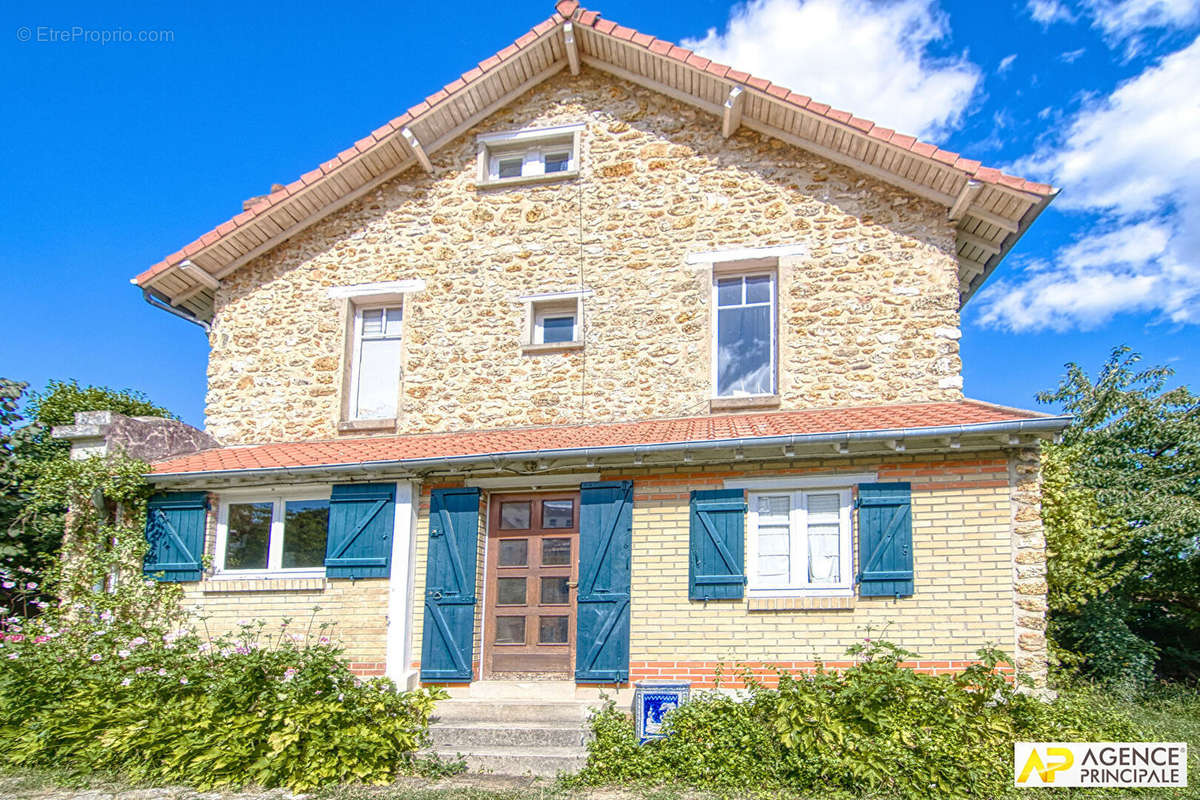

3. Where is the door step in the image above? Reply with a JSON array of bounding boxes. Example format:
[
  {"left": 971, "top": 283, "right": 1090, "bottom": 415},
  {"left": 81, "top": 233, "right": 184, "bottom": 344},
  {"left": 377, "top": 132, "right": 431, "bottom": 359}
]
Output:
[
  {"left": 427, "top": 745, "right": 588, "bottom": 778},
  {"left": 426, "top": 696, "right": 593, "bottom": 777}
]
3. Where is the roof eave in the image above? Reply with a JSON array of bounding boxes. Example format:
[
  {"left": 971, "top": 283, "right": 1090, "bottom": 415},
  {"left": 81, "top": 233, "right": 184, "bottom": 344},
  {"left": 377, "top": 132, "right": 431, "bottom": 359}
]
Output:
[{"left": 146, "top": 415, "right": 1070, "bottom": 488}]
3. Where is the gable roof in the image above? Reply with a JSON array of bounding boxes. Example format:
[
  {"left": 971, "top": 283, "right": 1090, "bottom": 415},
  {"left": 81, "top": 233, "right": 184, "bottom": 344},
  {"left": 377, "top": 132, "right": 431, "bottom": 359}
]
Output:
[
  {"left": 148, "top": 399, "right": 1068, "bottom": 482},
  {"left": 134, "top": 0, "right": 1056, "bottom": 324}
]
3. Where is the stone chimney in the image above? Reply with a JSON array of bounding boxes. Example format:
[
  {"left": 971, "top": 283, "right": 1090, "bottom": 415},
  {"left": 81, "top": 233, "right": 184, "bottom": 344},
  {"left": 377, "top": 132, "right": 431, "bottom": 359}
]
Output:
[
  {"left": 242, "top": 182, "right": 287, "bottom": 211},
  {"left": 51, "top": 411, "right": 218, "bottom": 463}
]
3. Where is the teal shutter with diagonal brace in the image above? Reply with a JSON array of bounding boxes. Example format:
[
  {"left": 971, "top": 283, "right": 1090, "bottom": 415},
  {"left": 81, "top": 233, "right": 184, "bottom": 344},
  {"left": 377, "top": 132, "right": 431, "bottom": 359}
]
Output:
[
  {"left": 420, "top": 487, "right": 480, "bottom": 682},
  {"left": 689, "top": 489, "right": 746, "bottom": 600},
  {"left": 856, "top": 482, "right": 914, "bottom": 597},
  {"left": 575, "top": 480, "right": 633, "bottom": 683},
  {"left": 324, "top": 483, "right": 396, "bottom": 579},
  {"left": 144, "top": 492, "right": 207, "bottom": 582}
]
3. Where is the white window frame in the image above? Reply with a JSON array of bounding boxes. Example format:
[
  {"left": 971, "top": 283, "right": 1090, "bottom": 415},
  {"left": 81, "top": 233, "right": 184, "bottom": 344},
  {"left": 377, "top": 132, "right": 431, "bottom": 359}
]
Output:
[
  {"left": 348, "top": 302, "right": 403, "bottom": 422},
  {"left": 520, "top": 290, "right": 586, "bottom": 350},
  {"left": 711, "top": 270, "right": 777, "bottom": 398},
  {"left": 213, "top": 487, "right": 333, "bottom": 580},
  {"left": 533, "top": 306, "right": 577, "bottom": 345},
  {"left": 477, "top": 124, "right": 583, "bottom": 187},
  {"left": 745, "top": 487, "right": 854, "bottom": 598}
]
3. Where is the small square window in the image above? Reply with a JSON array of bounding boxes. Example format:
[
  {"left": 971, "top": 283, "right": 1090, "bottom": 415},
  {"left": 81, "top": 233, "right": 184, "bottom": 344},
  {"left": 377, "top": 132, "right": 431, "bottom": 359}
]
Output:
[
  {"left": 538, "top": 314, "right": 576, "bottom": 344},
  {"left": 497, "top": 156, "right": 523, "bottom": 179},
  {"left": 524, "top": 295, "right": 584, "bottom": 351},
  {"left": 544, "top": 151, "right": 571, "bottom": 173}
]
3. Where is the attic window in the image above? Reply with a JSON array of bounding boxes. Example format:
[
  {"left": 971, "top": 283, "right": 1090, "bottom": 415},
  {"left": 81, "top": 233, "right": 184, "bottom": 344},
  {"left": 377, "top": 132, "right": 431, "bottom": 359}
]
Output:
[
  {"left": 477, "top": 124, "right": 583, "bottom": 187},
  {"left": 520, "top": 290, "right": 587, "bottom": 354}
]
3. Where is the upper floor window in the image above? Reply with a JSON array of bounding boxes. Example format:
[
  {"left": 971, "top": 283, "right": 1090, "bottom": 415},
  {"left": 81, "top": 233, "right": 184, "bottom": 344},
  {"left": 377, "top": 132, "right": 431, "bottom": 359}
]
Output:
[
  {"left": 215, "top": 490, "right": 331, "bottom": 578},
  {"left": 350, "top": 305, "right": 403, "bottom": 421},
  {"left": 477, "top": 124, "right": 583, "bottom": 187},
  {"left": 747, "top": 488, "right": 852, "bottom": 596},
  {"left": 713, "top": 272, "right": 776, "bottom": 397},
  {"left": 520, "top": 291, "right": 586, "bottom": 353}
]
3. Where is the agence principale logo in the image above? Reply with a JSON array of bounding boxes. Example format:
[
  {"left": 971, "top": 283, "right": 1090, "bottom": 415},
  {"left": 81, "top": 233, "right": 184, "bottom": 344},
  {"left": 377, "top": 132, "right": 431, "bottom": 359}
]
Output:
[{"left": 1015, "top": 743, "right": 1187, "bottom": 788}]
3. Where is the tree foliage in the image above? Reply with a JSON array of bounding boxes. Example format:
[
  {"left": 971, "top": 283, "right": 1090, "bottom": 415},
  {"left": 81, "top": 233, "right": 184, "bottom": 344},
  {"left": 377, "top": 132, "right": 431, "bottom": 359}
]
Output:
[
  {"left": 0, "top": 378, "right": 176, "bottom": 585},
  {"left": 1040, "top": 346, "right": 1200, "bottom": 682}
]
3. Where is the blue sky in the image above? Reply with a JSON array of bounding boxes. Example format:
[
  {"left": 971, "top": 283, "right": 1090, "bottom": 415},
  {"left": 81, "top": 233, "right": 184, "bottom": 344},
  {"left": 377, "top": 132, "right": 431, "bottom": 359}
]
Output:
[{"left": 1, "top": 0, "right": 1197, "bottom": 428}]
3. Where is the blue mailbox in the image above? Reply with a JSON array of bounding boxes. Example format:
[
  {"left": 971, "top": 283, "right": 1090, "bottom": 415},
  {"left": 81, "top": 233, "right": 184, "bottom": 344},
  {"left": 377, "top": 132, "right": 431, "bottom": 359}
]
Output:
[{"left": 633, "top": 680, "right": 690, "bottom": 743}]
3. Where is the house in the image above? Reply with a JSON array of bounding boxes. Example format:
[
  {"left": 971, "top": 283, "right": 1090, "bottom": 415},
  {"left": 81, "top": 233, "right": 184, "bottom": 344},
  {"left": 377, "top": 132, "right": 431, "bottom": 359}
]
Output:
[{"left": 110, "top": 0, "right": 1066, "bottom": 723}]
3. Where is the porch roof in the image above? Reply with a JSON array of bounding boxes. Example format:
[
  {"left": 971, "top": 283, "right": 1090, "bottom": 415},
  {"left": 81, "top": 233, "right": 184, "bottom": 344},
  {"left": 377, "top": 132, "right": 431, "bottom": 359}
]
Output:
[{"left": 147, "top": 400, "right": 1070, "bottom": 485}]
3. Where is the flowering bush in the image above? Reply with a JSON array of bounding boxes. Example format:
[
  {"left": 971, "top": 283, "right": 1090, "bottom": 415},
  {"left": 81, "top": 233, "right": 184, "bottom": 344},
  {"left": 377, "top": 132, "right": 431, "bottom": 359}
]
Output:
[
  {"left": 0, "top": 604, "right": 444, "bottom": 790},
  {"left": 569, "top": 640, "right": 1139, "bottom": 800}
]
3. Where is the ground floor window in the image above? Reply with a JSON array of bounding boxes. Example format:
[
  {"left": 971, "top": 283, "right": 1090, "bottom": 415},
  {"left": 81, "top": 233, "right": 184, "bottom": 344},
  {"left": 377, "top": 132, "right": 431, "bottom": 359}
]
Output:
[
  {"left": 747, "top": 488, "right": 853, "bottom": 596},
  {"left": 215, "top": 490, "right": 331, "bottom": 578}
]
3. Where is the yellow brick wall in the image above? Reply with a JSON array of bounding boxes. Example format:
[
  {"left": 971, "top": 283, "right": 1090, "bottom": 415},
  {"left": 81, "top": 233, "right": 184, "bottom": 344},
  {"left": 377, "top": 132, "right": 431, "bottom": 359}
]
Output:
[
  {"left": 177, "top": 497, "right": 391, "bottom": 674},
  {"left": 621, "top": 459, "right": 1012, "bottom": 665},
  {"left": 409, "top": 453, "right": 1027, "bottom": 683}
]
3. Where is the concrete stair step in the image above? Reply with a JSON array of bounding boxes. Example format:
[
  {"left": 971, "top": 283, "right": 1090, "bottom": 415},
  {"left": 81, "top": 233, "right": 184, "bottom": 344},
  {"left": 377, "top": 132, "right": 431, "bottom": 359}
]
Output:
[
  {"left": 432, "top": 698, "right": 593, "bottom": 724},
  {"left": 428, "top": 745, "right": 588, "bottom": 778},
  {"left": 429, "top": 720, "right": 589, "bottom": 749},
  {"left": 444, "top": 680, "right": 578, "bottom": 701}
]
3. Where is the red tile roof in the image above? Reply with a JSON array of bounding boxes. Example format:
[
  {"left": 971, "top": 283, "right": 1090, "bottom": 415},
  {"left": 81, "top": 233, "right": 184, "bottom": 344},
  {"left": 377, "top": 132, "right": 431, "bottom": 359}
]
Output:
[
  {"left": 134, "top": 1, "right": 1054, "bottom": 289},
  {"left": 151, "top": 400, "right": 1059, "bottom": 476}
]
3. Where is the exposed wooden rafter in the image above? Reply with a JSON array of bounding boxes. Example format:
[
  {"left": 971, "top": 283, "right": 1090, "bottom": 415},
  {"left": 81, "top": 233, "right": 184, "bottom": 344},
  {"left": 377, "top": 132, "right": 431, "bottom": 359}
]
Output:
[
  {"left": 948, "top": 180, "right": 982, "bottom": 222},
  {"left": 957, "top": 230, "right": 1003, "bottom": 256},
  {"left": 401, "top": 128, "right": 433, "bottom": 174},
  {"left": 563, "top": 22, "right": 580, "bottom": 75},
  {"left": 721, "top": 86, "right": 745, "bottom": 138}
]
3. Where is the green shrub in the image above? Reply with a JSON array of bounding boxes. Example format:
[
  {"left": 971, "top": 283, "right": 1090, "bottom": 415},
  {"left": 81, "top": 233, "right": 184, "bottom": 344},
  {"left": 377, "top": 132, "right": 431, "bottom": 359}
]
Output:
[
  {"left": 570, "top": 641, "right": 1139, "bottom": 800},
  {"left": 0, "top": 602, "right": 445, "bottom": 791}
]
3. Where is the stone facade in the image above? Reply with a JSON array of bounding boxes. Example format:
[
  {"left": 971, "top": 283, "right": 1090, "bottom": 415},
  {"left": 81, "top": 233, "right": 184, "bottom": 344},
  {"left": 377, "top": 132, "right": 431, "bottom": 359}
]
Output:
[
  {"left": 1010, "top": 446, "right": 1050, "bottom": 689},
  {"left": 205, "top": 70, "right": 963, "bottom": 446}
]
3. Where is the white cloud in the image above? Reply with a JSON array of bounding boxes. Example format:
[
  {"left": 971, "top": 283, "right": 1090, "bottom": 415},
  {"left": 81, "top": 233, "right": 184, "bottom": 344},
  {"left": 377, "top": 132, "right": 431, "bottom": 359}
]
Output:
[
  {"left": 680, "top": 0, "right": 982, "bottom": 139},
  {"left": 977, "top": 36, "right": 1200, "bottom": 331},
  {"left": 1086, "top": 0, "right": 1200, "bottom": 41},
  {"left": 998, "top": 53, "right": 1019, "bottom": 73},
  {"left": 1028, "top": 0, "right": 1077, "bottom": 24},
  {"left": 1026, "top": 0, "right": 1200, "bottom": 55},
  {"left": 1060, "top": 47, "right": 1087, "bottom": 61}
]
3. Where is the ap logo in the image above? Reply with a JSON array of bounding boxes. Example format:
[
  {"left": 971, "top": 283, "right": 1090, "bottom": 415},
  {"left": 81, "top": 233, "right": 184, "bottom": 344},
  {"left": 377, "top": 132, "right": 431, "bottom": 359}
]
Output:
[{"left": 1016, "top": 746, "right": 1075, "bottom": 785}]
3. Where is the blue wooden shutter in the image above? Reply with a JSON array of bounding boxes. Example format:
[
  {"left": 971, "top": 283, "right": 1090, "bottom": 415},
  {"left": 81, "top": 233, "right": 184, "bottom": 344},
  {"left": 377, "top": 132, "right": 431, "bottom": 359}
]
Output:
[
  {"left": 325, "top": 483, "right": 395, "bottom": 579},
  {"left": 575, "top": 480, "right": 633, "bottom": 682},
  {"left": 144, "top": 492, "right": 207, "bottom": 582},
  {"left": 689, "top": 489, "right": 746, "bottom": 600},
  {"left": 856, "top": 482, "right": 914, "bottom": 597},
  {"left": 420, "top": 487, "right": 480, "bottom": 682}
]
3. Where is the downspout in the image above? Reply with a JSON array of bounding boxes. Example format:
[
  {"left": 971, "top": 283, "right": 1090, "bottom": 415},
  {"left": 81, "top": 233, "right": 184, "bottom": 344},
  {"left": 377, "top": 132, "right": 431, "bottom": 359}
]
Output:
[{"left": 141, "top": 288, "right": 210, "bottom": 333}]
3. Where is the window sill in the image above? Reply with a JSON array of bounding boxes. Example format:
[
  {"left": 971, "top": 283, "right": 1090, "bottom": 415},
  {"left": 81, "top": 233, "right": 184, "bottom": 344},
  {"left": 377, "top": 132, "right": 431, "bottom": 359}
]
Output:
[
  {"left": 748, "top": 595, "right": 855, "bottom": 612},
  {"left": 201, "top": 577, "right": 327, "bottom": 594},
  {"left": 338, "top": 418, "right": 397, "bottom": 434},
  {"left": 710, "top": 394, "right": 781, "bottom": 412},
  {"left": 478, "top": 170, "right": 580, "bottom": 190},
  {"left": 521, "top": 341, "right": 584, "bottom": 355}
]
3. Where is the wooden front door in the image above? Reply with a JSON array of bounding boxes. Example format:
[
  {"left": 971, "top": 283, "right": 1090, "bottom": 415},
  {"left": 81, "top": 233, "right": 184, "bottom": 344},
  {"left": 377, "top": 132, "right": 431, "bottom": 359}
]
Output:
[{"left": 484, "top": 492, "right": 579, "bottom": 678}]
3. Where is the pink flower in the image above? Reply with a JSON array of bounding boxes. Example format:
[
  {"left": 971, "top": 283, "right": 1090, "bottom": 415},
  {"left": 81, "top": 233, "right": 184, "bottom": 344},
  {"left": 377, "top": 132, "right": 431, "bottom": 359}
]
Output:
[
  {"left": 6, "top": 653, "right": 16, "bottom": 660},
  {"left": 6, "top": 634, "right": 24, "bottom": 643},
  {"left": 33, "top": 635, "right": 48, "bottom": 644},
  {"left": 121, "top": 678, "right": 132, "bottom": 686},
  {"left": 135, "top": 666, "right": 150, "bottom": 674},
  {"left": 1, "top": 581, "right": 13, "bottom": 589},
  {"left": 157, "top": 668, "right": 167, "bottom": 676},
  {"left": 25, "top": 582, "right": 37, "bottom": 590},
  {"left": 90, "top": 654, "right": 102, "bottom": 662},
  {"left": 117, "top": 650, "right": 130, "bottom": 659},
  {"left": 179, "top": 677, "right": 188, "bottom": 685},
  {"left": 129, "top": 637, "right": 147, "bottom": 647}
]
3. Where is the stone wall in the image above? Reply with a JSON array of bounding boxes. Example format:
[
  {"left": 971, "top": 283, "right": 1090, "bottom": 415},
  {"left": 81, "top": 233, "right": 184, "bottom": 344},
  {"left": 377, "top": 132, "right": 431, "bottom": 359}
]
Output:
[{"left": 205, "top": 69, "right": 963, "bottom": 445}]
